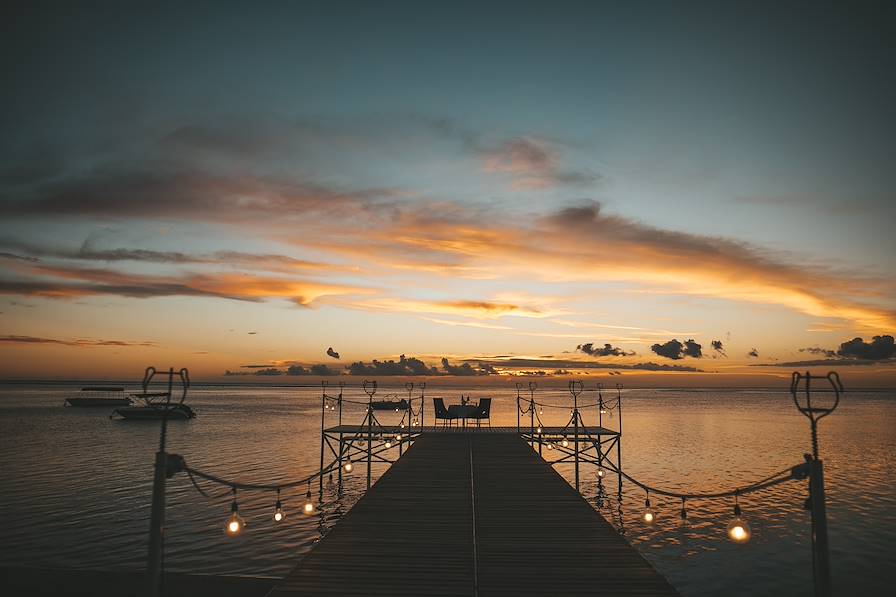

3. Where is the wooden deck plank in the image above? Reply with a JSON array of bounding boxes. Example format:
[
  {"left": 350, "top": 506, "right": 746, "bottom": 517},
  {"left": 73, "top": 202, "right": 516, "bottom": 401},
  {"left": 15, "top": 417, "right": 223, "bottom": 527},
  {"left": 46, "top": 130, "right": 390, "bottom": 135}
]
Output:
[{"left": 270, "top": 434, "right": 677, "bottom": 597}]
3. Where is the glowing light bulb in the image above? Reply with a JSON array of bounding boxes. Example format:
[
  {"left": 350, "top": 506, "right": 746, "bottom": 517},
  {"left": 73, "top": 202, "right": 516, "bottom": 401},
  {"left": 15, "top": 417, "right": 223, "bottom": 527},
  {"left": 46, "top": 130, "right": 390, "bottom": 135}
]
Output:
[
  {"left": 274, "top": 498, "right": 285, "bottom": 522},
  {"left": 561, "top": 437, "right": 569, "bottom": 448},
  {"left": 641, "top": 497, "right": 655, "bottom": 525},
  {"left": 539, "top": 408, "right": 543, "bottom": 415},
  {"left": 727, "top": 504, "right": 751, "bottom": 543},
  {"left": 597, "top": 468, "right": 604, "bottom": 478},
  {"left": 396, "top": 433, "right": 402, "bottom": 441},
  {"left": 547, "top": 442, "right": 554, "bottom": 449},
  {"left": 536, "top": 426, "right": 542, "bottom": 434},
  {"left": 225, "top": 501, "right": 245, "bottom": 537},
  {"left": 344, "top": 461, "right": 353, "bottom": 472},
  {"left": 400, "top": 422, "right": 405, "bottom": 429},
  {"left": 303, "top": 490, "right": 314, "bottom": 515},
  {"left": 385, "top": 440, "right": 392, "bottom": 448}
]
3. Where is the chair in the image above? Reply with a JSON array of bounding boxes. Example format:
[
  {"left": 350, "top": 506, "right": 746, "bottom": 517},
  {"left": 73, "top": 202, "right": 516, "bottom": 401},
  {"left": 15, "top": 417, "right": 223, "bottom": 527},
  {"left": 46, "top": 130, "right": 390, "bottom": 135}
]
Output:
[
  {"left": 433, "top": 398, "right": 454, "bottom": 427},
  {"left": 472, "top": 397, "right": 491, "bottom": 427}
]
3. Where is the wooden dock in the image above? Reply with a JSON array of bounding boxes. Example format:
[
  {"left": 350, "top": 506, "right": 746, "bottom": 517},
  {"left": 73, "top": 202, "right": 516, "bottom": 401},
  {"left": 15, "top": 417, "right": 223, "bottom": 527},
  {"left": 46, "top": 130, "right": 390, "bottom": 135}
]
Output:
[{"left": 269, "top": 433, "right": 679, "bottom": 597}]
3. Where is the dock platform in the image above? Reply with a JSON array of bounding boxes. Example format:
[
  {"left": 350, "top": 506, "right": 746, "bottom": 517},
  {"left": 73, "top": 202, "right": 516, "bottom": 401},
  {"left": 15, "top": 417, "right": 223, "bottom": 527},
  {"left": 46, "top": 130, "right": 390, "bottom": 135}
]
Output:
[{"left": 270, "top": 433, "right": 678, "bottom": 596}]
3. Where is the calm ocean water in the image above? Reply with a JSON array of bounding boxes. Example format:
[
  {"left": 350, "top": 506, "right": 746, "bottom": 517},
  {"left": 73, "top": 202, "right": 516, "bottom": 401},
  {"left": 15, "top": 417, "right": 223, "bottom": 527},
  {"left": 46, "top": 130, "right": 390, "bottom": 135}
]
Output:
[{"left": 1, "top": 381, "right": 893, "bottom": 596}]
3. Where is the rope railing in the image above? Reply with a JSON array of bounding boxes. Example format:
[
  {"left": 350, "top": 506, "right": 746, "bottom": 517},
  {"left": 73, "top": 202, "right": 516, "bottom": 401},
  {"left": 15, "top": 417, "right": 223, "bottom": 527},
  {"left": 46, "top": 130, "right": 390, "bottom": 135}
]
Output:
[{"left": 181, "top": 457, "right": 342, "bottom": 493}]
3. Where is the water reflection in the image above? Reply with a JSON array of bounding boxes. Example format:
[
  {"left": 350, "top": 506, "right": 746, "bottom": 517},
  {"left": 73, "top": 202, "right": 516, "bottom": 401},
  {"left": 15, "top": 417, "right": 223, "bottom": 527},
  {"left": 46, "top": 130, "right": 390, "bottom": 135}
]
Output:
[{"left": 0, "top": 383, "right": 894, "bottom": 596}]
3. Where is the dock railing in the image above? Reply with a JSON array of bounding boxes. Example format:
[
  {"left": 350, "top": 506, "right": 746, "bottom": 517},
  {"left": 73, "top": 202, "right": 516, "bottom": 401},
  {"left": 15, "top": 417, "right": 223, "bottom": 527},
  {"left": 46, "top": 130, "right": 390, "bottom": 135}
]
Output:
[{"left": 143, "top": 371, "right": 840, "bottom": 597}]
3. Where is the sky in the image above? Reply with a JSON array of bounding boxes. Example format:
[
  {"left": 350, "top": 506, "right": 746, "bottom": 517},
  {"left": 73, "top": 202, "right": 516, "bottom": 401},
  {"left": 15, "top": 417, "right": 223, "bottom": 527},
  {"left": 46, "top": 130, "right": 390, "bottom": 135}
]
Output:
[{"left": 1, "top": 1, "right": 894, "bottom": 384}]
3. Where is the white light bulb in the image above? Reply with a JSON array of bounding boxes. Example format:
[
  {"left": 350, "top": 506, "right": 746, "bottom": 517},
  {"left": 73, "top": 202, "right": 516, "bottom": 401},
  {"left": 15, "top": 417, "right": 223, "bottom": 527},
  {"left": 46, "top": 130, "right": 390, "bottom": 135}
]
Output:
[
  {"left": 385, "top": 440, "right": 392, "bottom": 448},
  {"left": 561, "top": 437, "right": 569, "bottom": 448},
  {"left": 225, "top": 510, "right": 245, "bottom": 537},
  {"left": 344, "top": 461, "right": 353, "bottom": 472},
  {"left": 727, "top": 518, "right": 751, "bottom": 543}
]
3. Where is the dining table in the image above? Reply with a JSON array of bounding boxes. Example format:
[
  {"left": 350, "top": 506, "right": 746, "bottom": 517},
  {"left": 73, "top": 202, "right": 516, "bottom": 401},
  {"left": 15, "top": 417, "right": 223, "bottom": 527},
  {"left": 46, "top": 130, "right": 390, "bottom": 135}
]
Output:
[{"left": 447, "top": 402, "right": 478, "bottom": 427}]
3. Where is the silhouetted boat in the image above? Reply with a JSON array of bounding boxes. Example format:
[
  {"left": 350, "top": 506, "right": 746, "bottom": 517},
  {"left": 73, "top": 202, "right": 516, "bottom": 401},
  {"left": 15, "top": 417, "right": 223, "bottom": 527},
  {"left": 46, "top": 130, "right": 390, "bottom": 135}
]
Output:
[
  {"left": 65, "top": 386, "right": 132, "bottom": 407},
  {"left": 370, "top": 398, "right": 409, "bottom": 411},
  {"left": 111, "top": 391, "right": 196, "bottom": 420}
]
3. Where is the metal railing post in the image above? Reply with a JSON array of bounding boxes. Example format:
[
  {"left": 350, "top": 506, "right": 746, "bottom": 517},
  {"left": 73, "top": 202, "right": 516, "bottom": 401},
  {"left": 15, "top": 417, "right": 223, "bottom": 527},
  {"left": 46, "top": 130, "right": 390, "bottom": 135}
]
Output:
[
  {"left": 145, "top": 367, "right": 174, "bottom": 597},
  {"left": 809, "top": 458, "right": 831, "bottom": 597}
]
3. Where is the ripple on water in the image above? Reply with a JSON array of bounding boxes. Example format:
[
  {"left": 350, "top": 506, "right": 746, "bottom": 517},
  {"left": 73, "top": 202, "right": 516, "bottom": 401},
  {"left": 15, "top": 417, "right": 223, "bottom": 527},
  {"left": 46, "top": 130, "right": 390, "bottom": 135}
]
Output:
[{"left": 1, "top": 384, "right": 894, "bottom": 595}]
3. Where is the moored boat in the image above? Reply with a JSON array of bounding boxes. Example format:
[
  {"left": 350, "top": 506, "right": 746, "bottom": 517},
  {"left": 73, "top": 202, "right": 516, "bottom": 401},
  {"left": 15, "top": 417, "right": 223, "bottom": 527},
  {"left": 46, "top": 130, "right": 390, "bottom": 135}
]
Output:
[
  {"left": 111, "top": 400, "right": 196, "bottom": 420},
  {"left": 65, "top": 386, "right": 132, "bottom": 407},
  {"left": 110, "top": 367, "right": 195, "bottom": 420},
  {"left": 370, "top": 398, "right": 410, "bottom": 411}
]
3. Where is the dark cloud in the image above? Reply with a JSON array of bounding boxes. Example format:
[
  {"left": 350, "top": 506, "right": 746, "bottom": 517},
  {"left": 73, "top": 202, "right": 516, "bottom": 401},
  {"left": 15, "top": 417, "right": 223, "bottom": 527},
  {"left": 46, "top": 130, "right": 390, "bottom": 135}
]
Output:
[
  {"left": 799, "top": 346, "right": 837, "bottom": 358},
  {"left": 837, "top": 335, "right": 895, "bottom": 360},
  {"left": 747, "top": 348, "right": 759, "bottom": 358},
  {"left": 0, "top": 334, "right": 156, "bottom": 347},
  {"left": 286, "top": 364, "right": 340, "bottom": 376},
  {"left": 326, "top": 347, "right": 340, "bottom": 359},
  {"left": 650, "top": 338, "right": 703, "bottom": 360},
  {"left": 711, "top": 340, "right": 726, "bottom": 356},
  {"left": 576, "top": 342, "right": 634, "bottom": 357},
  {"left": 253, "top": 368, "right": 283, "bottom": 376},
  {"left": 0, "top": 238, "right": 336, "bottom": 274},
  {"left": 0, "top": 252, "right": 39, "bottom": 262},
  {"left": 441, "top": 358, "right": 497, "bottom": 376},
  {"left": 348, "top": 354, "right": 438, "bottom": 376}
]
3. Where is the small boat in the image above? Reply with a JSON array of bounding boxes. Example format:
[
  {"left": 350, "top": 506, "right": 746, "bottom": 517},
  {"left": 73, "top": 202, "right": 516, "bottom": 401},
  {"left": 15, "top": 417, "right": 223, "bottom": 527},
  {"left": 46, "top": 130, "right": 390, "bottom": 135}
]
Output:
[
  {"left": 111, "top": 367, "right": 195, "bottom": 421},
  {"left": 65, "top": 386, "right": 132, "bottom": 407},
  {"left": 370, "top": 398, "right": 409, "bottom": 411}
]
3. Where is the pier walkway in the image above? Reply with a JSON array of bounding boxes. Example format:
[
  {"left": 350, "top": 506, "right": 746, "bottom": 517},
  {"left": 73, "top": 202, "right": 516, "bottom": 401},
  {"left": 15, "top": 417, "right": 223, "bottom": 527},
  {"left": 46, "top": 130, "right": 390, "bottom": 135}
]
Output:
[{"left": 269, "top": 433, "right": 679, "bottom": 597}]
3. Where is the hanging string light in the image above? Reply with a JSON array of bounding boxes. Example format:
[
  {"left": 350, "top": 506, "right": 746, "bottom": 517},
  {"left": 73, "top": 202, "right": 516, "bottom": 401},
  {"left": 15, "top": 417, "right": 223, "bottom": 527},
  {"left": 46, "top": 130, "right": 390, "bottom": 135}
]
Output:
[
  {"left": 396, "top": 433, "right": 402, "bottom": 441},
  {"left": 561, "top": 436, "right": 569, "bottom": 448},
  {"left": 225, "top": 487, "right": 245, "bottom": 537},
  {"left": 547, "top": 442, "right": 554, "bottom": 450},
  {"left": 344, "top": 460, "right": 353, "bottom": 472},
  {"left": 536, "top": 426, "right": 542, "bottom": 434},
  {"left": 273, "top": 487, "right": 285, "bottom": 522},
  {"left": 303, "top": 481, "right": 314, "bottom": 515},
  {"left": 597, "top": 467, "right": 604, "bottom": 478},
  {"left": 726, "top": 491, "right": 751, "bottom": 544},
  {"left": 641, "top": 490, "right": 655, "bottom": 524}
]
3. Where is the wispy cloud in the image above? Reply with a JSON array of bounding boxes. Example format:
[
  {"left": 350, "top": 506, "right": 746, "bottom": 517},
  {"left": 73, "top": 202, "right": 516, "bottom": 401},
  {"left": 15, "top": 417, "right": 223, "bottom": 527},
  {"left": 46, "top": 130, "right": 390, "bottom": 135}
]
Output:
[
  {"left": 0, "top": 261, "right": 367, "bottom": 306},
  {"left": 480, "top": 137, "right": 597, "bottom": 190},
  {"left": 421, "top": 317, "right": 514, "bottom": 330},
  {"left": 0, "top": 335, "right": 157, "bottom": 347}
]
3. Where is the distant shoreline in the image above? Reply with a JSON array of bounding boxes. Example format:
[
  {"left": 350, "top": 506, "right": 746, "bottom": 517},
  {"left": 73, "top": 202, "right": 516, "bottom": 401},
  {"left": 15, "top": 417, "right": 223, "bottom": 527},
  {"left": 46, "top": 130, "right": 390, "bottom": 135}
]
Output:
[{"left": 1, "top": 377, "right": 894, "bottom": 391}]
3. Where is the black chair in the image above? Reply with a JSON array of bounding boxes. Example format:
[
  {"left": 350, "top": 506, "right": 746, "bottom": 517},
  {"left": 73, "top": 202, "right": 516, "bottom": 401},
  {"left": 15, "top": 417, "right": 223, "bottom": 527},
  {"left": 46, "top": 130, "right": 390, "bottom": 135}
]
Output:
[
  {"left": 472, "top": 397, "right": 491, "bottom": 427},
  {"left": 433, "top": 398, "right": 454, "bottom": 427}
]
